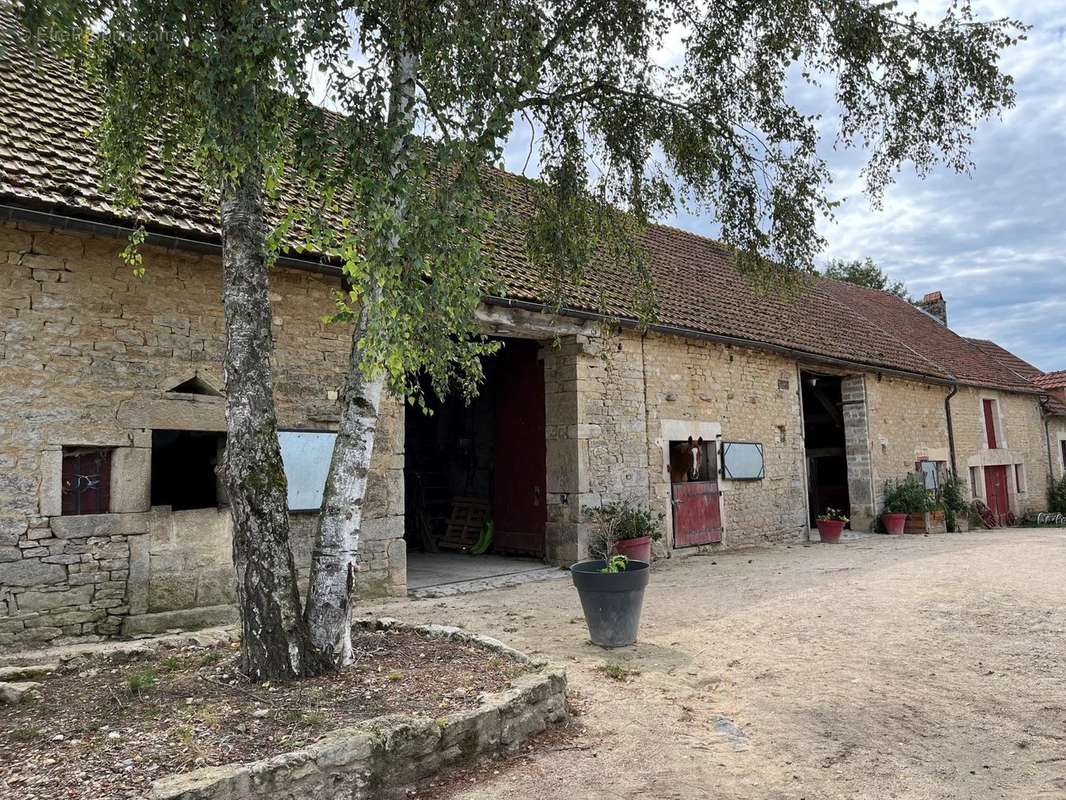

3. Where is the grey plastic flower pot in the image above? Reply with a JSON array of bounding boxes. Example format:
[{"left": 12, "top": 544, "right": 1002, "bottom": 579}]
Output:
[{"left": 570, "top": 559, "right": 650, "bottom": 648}]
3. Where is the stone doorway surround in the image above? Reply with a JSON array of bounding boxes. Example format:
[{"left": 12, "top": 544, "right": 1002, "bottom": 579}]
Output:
[
  {"left": 840, "top": 375, "right": 877, "bottom": 531},
  {"left": 656, "top": 418, "right": 722, "bottom": 551}
]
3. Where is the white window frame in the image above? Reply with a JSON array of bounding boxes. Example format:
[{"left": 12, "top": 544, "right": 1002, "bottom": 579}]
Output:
[{"left": 1014, "top": 463, "right": 1027, "bottom": 495}]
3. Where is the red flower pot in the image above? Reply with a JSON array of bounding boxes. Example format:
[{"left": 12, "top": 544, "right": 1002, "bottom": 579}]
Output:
[
  {"left": 881, "top": 513, "right": 907, "bottom": 535},
  {"left": 816, "top": 519, "right": 845, "bottom": 544},
  {"left": 613, "top": 535, "right": 653, "bottom": 562}
]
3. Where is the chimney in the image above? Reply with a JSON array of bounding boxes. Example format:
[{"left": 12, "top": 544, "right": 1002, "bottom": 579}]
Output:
[{"left": 916, "top": 291, "right": 947, "bottom": 326}]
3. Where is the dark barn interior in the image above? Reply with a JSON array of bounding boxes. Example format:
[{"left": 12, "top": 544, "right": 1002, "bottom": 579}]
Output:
[
  {"left": 801, "top": 372, "right": 851, "bottom": 525},
  {"left": 403, "top": 338, "right": 547, "bottom": 569}
]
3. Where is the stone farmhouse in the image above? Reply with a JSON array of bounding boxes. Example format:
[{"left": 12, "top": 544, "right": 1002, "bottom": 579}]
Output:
[{"left": 0, "top": 9, "right": 1063, "bottom": 648}]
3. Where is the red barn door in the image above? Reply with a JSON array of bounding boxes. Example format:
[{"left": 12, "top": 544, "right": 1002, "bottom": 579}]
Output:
[
  {"left": 984, "top": 465, "right": 1010, "bottom": 526},
  {"left": 492, "top": 340, "right": 546, "bottom": 556}
]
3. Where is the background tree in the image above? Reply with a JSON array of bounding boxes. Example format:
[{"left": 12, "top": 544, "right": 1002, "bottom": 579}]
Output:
[
  {"left": 825, "top": 258, "right": 911, "bottom": 299},
  {"left": 23, "top": 1, "right": 1025, "bottom": 676}
]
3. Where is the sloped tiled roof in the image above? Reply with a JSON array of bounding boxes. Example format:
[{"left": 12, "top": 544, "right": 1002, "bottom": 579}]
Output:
[
  {"left": 1032, "top": 370, "right": 1066, "bottom": 390},
  {"left": 965, "top": 338, "right": 1044, "bottom": 381},
  {"left": 0, "top": 6, "right": 1042, "bottom": 394},
  {"left": 965, "top": 339, "right": 1065, "bottom": 415}
]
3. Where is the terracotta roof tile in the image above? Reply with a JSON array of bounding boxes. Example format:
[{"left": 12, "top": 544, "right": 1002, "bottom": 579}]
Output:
[
  {"left": 965, "top": 338, "right": 1044, "bottom": 381},
  {"left": 0, "top": 8, "right": 1040, "bottom": 393},
  {"left": 1032, "top": 370, "right": 1066, "bottom": 390}
]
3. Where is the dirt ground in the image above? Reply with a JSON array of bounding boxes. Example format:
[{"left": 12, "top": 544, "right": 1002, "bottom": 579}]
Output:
[
  {"left": 0, "top": 629, "right": 527, "bottom": 799},
  {"left": 363, "top": 528, "right": 1066, "bottom": 800}
]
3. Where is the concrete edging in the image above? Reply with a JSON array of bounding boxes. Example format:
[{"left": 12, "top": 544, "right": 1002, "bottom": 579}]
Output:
[{"left": 145, "top": 619, "right": 568, "bottom": 800}]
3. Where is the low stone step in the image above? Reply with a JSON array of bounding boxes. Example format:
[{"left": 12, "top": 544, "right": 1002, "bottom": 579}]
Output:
[
  {"left": 0, "top": 680, "right": 43, "bottom": 705},
  {"left": 0, "top": 662, "right": 59, "bottom": 681}
]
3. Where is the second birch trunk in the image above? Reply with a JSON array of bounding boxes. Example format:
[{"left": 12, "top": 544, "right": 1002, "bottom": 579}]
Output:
[{"left": 305, "top": 49, "right": 418, "bottom": 666}]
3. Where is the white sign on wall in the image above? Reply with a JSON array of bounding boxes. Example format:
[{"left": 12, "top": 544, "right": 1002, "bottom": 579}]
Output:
[
  {"left": 278, "top": 431, "right": 338, "bottom": 511},
  {"left": 721, "top": 441, "right": 765, "bottom": 481}
]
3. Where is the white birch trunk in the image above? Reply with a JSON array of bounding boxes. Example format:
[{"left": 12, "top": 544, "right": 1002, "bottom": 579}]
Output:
[{"left": 305, "top": 49, "right": 418, "bottom": 667}]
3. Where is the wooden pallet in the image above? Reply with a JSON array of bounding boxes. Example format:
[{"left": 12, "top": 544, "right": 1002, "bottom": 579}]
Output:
[{"left": 438, "top": 496, "right": 489, "bottom": 552}]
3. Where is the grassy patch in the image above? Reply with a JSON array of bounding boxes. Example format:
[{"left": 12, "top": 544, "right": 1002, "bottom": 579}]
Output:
[
  {"left": 597, "top": 662, "right": 639, "bottom": 682},
  {"left": 127, "top": 671, "right": 158, "bottom": 696},
  {"left": 10, "top": 727, "right": 44, "bottom": 742},
  {"left": 172, "top": 725, "right": 195, "bottom": 744}
]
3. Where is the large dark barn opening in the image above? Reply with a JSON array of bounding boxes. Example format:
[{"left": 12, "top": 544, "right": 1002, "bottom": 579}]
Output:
[
  {"left": 801, "top": 372, "right": 851, "bottom": 527},
  {"left": 403, "top": 338, "right": 548, "bottom": 591}
]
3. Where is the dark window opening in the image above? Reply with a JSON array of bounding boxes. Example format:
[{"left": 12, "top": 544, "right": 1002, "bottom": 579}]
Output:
[
  {"left": 1061, "top": 440, "right": 1066, "bottom": 473},
  {"left": 801, "top": 372, "right": 850, "bottom": 525},
  {"left": 669, "top": 437, "right": 714, "bottom": 483},
  {"left": 151, "top": 430, "right": 226, "bottom": 510},
  {"left": 62, "top": 447, "right": 112, "bottom": 515}
]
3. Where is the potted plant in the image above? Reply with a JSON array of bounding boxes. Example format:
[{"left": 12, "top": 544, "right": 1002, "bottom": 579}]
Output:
[
  {"left": 815, "top": 508, "right": 848, "bottom": 543},
  {"left": 880, "top": 480, "right": 910, "bottom": 535},
  {"left": 940, "top": 474, "right": 971, "bottom": 533},
  {"left": 572, "top": 501, "right": 659, "bottom": 648},
  {"left": 571, "top": 554, "right": 650, "bottom": 648},
  {"left": 885, "top": 473, "right": 943, "bottom": 533},
  {"left": 586, "top": 500, "right": 664, "bottom": 563}
]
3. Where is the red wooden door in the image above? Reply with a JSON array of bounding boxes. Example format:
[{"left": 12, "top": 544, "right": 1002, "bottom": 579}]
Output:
[
  {"left": 492, "top": 340, "right": 546, "bottom": 556},
  {"left": 984, "top": 465, "right": 1010, "bottom": 526},
  {"left": 672, "top": 481, "right": 723, "bottom": 547}
]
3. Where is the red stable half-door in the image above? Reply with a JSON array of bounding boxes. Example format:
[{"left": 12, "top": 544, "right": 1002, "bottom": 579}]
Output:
[
  {"left": 984, "top": 465, "right": 1010, "bottom": 526},
  {"left": 492, "top": 340, "right": 547, "bottom": 556},
  {"left": 672, "top": 481, "right": 723, "bottom": 547}
]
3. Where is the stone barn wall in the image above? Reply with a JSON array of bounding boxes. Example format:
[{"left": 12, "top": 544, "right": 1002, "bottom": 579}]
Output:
[
  {"left": 863, "top": 375, "right": 952, "bottom": 514},
  {"left": 642, "top": 333, "right": 808, "bottom": 550},
  {"left": 1, "top": 219, "right": 1058, "bottom": 649},
  {"left": 541, "top": 334, "right": 651, "bottom": 563},
  {"left": 863, "top": 376, "right": 1050, "bottom": 517},
  {"left": 0, "top": 220, "right": 404, "bottom": 648}
]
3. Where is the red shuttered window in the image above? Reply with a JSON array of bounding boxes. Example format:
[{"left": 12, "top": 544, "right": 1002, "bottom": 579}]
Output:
[
  {"left": 61, "top": 447, "right": 112, "bottom": 515},
  {"left": 982, "top": 399, "right": 999, "bottom": 449}
]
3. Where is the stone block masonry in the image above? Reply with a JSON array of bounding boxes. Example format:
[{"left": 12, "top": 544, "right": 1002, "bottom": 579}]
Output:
[
  {"left": 0, "top": 221, "right": 405, "bottom": 648},
  {"left": 642, "top": 332, "right": 809, "bottom": 550},
  {"left": 841, "top": 375, "right": 876, "bottom": 531}
]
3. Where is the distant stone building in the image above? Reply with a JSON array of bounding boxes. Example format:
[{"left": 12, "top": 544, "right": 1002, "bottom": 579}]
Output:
[
  {"left": 0, "top": 10, "right": 1062, "bottom": 648},
  {"left": 1031, "top": 372, "right": 1066, "bottom": 480}
]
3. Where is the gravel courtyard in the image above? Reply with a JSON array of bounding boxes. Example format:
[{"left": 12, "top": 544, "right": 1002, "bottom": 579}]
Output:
[{"left": 363, "top": 528, "right": 1066, "bottom": 799}]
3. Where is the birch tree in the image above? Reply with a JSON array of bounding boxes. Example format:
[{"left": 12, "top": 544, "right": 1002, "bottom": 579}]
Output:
[
  {"left": 20, "top": 0, "right": 339, "bottom": 680},
  {"left": 23, "top": 0, "right": 1025, "bottom": 676}
]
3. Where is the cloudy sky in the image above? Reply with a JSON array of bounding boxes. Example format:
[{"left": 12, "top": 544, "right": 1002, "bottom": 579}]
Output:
[{"left": 501, "top": 1, "right": 1066, "bottom": 371}]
